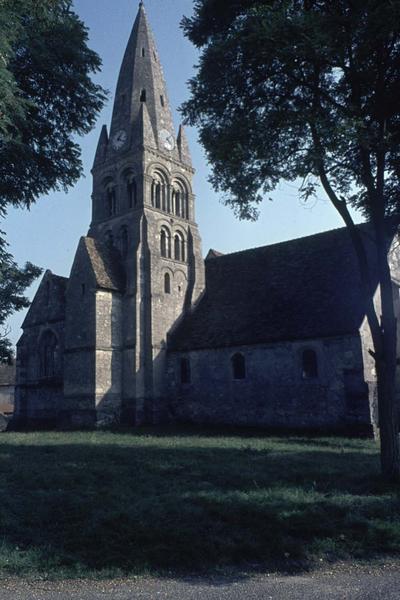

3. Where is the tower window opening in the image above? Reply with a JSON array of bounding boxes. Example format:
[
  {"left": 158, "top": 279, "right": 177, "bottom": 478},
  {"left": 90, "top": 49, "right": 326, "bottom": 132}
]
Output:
[
  {"left": 164, "top": 272, "right": 171, "bottom": 294},
  {"left": 140, "top": 89, "right": 146, "bottom": 102},
  {"left": 81, "top": 283, "right": 86, "bottom": 297},
  {"left": 180, "top": 357, "right": 191, "bottom": 384},
  {"left": 106, "top": 186, "right": 117, "bottom": 216},
  {"left": 155, "top": 182, "right": 161, "bottom": 208},
  {"left": 174, "top": 232, "right": 185, "bottom": 262},
  {"left": 176, "top": 192, "right": 182, "bottom": 217},
  {"left": 302, "top": 349, "right": 318, "bottom": 379},
  {"left": 185, "top": 195, "right": 189, "bottom": 220},
  {"left": 142, "top": 47, "right": 145, "bottom": 57},
  {"left": 232, "top": 353, "right": 246, "bottom": 380},
  {"left": 160, "top": 95, "right": 165, "bottom": 107},
  {"left": 127, "top": 179, "right": 137, "bottom": 208},
  {"left": 160, "top": 227, "right": 171, "bottom": 258}
]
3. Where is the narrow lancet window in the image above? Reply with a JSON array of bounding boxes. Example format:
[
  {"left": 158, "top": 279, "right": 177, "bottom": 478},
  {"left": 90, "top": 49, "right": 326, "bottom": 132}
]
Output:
[
  {"left": 302, "top": 349, "right": 318, "bottom": 379},
  {"left": 160, "top": 227, "right": 171, "bottom": 258},
  {"left": 232, "top": 353, "right": 246, "bottom": 380},
  {"left": 140, "top": 89, "right": 146, "bottom": 102},
  {"left": 174, "top": 232, "right": 185, "bottom": 262},
  {"left": 106, "top": 186, "right": 116, "bottom": 216},
  {"left": 164, "top": 272, "right": 171, "bottom": 294},
  {"left": 127, "top": 179, "right": 137, "bottom": 208}
]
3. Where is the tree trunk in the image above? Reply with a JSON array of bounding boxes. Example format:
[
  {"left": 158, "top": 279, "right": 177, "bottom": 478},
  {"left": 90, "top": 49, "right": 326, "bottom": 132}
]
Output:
[{"left": 374, "top": 223, "right": 400, "bottom": 481}]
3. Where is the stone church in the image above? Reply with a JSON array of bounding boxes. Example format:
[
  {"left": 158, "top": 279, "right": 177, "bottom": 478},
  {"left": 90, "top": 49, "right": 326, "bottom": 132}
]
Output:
[{"left": 14, "top": 3, "right": 400, "bottom": 432}]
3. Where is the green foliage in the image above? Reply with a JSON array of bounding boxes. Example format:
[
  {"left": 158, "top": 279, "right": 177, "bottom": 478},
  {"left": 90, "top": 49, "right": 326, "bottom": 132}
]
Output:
[
  {"left": 0, "top": 0, "right": 107, "bottom": 211},
  {"left": 0, "top": 429, "right": 399, "bottom": 577},
  {"left": 0, "top": 235, "right": 41, "bottom": 361},
  {"left": 181, "top": 0, "right": 400, "bottom": 220}
]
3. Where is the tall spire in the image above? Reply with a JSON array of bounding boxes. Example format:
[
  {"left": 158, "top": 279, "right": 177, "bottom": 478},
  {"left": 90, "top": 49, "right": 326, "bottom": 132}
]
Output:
[{"left": 109, "top": 3, "right": 176, "bottom": 156}]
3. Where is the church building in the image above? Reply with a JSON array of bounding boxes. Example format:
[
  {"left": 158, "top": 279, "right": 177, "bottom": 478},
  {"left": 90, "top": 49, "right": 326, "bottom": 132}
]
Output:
[{"left": 14, "top": 3, "right": 400, "bottom": 432}]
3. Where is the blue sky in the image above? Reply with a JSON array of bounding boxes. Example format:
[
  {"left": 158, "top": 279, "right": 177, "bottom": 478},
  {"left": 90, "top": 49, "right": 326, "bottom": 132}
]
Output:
[{"left": 5, "top": 0, "right": 360, "bottom": 347}]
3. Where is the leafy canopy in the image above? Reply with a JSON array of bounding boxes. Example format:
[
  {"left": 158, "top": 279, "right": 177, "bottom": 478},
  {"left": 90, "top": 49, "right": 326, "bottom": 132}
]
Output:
[
  {"left": 0, "top": 236, "right": 42, "bottom": 361},
  {"left": 0, "top": 0, "right": 107, "bottom": 212},
  {"left": 182, "top": 0, "right": 400, "bottom": 221}
]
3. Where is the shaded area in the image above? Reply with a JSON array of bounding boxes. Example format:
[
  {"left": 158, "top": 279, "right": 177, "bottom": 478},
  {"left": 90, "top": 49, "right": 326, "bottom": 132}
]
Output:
[{"left": 0, "top": 430, "right": 398, "bottom": 578}]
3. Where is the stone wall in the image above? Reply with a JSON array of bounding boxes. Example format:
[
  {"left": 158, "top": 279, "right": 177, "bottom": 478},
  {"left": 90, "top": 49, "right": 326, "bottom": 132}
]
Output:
[{"left": 168, "top": 334, "right": 371, "bottom": 430}]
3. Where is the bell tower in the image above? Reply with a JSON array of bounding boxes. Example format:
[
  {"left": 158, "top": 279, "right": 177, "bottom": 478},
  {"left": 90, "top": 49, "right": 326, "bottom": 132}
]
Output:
[{"left": 89, "top": 2, "right": 204, "bottom": 424}]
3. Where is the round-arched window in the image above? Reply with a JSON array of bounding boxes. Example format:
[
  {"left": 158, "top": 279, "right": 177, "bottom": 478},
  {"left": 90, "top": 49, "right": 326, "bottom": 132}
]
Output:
[
  {"left": 302, "top": 349, "right": 318, "bottom": 379},
  {"left": 160, "top": 226, "right": 171, "bottom": 258},
  {"left": 174, "top": 232, "right": 185, "bottom": 262},
  {"left": 231, "top": 353, "right": 246, "bottom": 380}
]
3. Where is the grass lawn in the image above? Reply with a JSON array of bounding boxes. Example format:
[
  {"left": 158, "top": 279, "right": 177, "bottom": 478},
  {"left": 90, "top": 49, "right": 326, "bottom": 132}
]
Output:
[{"left": 0, "top": 428, "right": 399, "bottom": 578}]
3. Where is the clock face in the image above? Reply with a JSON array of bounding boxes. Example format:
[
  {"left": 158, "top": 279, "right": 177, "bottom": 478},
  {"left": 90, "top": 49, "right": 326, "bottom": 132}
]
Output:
[
  {"left": 112, "top": 129, "right": 127, "bottom": 150},
  {"left": 159, "top": 128, "right": 175, "bottom": 151}
]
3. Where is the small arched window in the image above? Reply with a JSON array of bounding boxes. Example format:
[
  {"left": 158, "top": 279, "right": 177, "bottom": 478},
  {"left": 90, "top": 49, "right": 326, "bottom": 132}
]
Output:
[
  {"left": 127, "top": 179, "right": 137, "bottom": 208},
  {"left": 155, "top": 182, "right": 161, "bottom": 208},
  {"left": 151, "top": 171, "right": 168, "bottom": 211},
  {"left": 302, "top": 349, "right": 318, "bottom": 379},
  {"left": 174, "top": 232, "right": 185, "bottom": 262},
  {"left": 140, "top": 89, "right": 146, "bottom": 102},
  {"left": 164, "top": 272, "right": 171, "bottom": 294},
  {"left": 39, "top": 330, "right": 59, "bottom": 378},
  {"left": 172, "top": 180, "right": 189, "bottom": 219},
  {"left": 106, "top": 185, "right": 116, "bottom": 217},
  {"left": 120, "top": 227, "right": 128, "bottom": 258},
  {"left": 175, "top": 191, "right": 181, "bottom": 217},
  {"left": 180, "top": 357, "right": 191, "bottom": 384},
  {"left": 160, "top": 227, "right": 171, "bottom": 258},
  {"left": 232, "top": 353, "right": 246, "bottom": 380}
]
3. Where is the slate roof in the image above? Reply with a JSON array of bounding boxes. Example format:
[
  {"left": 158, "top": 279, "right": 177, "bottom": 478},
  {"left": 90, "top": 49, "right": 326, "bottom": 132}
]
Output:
[
  {"left": 168, "top": 224, "right": 384, "bottom": 351},
  {"left": 83, "top": 237, "right": 126, "bottom": 292}
]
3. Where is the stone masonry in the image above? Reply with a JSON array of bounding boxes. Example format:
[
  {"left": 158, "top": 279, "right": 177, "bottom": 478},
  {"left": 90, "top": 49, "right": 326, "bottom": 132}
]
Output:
[{"left": 13, "top": 3, "right": 400, "bottom": 432}]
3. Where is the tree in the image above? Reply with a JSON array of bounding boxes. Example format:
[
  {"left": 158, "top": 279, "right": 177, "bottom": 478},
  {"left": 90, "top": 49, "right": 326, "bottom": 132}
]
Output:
[
  {"left": 182, "top": 0, "right": 400, "bottom": 480},
  {"left": 0, "top": 0, "right": 106, "bottom": 351},
  {"left": 0, "top": 0, "right": 107, "bottom": 211},
  {"left": 0, "top": 236, "right": 42, "bottom": 362}
]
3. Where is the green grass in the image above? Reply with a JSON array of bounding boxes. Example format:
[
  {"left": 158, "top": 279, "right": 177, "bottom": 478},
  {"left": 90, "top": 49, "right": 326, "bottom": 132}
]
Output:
[{"left": 0, "top": 428, "right": 399, "bottom": 578}]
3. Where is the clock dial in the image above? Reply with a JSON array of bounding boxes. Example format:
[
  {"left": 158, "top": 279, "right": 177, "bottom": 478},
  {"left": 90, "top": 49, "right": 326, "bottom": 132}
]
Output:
[
  {"left": 112, "top": 129, "right": 127, "bottom": 150},
  {"left": 159, "top": 128, "right": 175, "bottom": 151}
]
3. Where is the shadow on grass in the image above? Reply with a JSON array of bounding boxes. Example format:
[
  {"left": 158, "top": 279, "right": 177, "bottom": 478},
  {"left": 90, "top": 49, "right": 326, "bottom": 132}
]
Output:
[{"left": 0, "top": 431, "right": 398, "bottom": 579}]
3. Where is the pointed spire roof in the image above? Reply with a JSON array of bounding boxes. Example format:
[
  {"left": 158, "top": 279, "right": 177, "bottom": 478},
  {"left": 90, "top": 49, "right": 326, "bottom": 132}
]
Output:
[
  {"left": 109, "top": 3, "right": 176, "bottom": 155},
  {"left": 92, "top": 124, "right": 108, "bottom": 167},
  {"left": 136, "top": 102, "right": 156, "bottom": 148},
  {"left": 177, "top": 124, "right": 192, "bottom": 166}
]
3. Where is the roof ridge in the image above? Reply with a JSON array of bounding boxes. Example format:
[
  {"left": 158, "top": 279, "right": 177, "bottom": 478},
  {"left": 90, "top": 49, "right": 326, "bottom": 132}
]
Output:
[{"left": 209, "top": 222, "right": 365, "bottom": 261}]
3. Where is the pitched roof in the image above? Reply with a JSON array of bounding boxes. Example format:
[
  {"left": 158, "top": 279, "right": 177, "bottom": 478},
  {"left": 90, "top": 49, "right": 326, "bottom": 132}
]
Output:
[
  {"left": 168, "top": 224, "right": 385, "bottom": 351},
  {"left": 82, "top": 237, "right": 125, "bottom": 292},
  {"left": 22, "top": 271, "right": 68, "bottom": 329}
]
